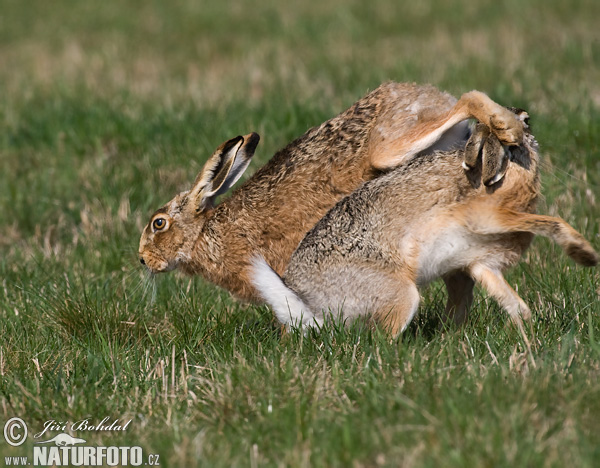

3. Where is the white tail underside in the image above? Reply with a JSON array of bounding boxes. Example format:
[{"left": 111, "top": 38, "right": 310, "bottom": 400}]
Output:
[{"left": 250, "top": 256, "right": 320, "bottom": 329}]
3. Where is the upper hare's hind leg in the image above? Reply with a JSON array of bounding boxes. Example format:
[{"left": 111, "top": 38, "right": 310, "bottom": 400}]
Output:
[
  {"left": 458, "top": 91, "right": 524, "bottom": 147},
  {"left": 370, "top": 91, "right": 524, "bottom": 171}
]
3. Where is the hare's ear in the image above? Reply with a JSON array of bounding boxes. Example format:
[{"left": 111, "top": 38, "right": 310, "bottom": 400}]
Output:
[
  {"left": 481, "top": 133, "right": 509, "bottom": 186},
  {"left": 188, "top": 133, "right": 260, "bottom": 211}
]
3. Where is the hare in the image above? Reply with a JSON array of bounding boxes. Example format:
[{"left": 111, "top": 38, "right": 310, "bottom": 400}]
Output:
[
  {"left": 251, "top": 113, "right": 599, "bottom": 336},
  {"left": 139, "top": 82, "right": 526, "bottom": 304}
]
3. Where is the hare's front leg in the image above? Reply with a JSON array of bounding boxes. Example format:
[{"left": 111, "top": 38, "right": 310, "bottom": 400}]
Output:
[
  {"left": 442, "top": 271, "right": 475, "bottom": 326},
  {"left": 373, "top": 280, "right": 420, "bottom": 338},
  {"left": 469, "top": 264, "right": 531, "bottom": 326}
]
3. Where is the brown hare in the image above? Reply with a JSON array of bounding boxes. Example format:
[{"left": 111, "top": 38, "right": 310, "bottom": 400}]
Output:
[
  {"left": 251, "top": 113, "right": 599, "bottom": 336},
  {"left": 139, "top": 82, "right": 525, "bottom": 304}
]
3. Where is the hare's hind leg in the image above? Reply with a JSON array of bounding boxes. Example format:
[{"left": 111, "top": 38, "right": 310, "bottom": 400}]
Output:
[
  {"left": 442, "top": 271, "right": 475, "bottom": 326},
  {"left": 370, "top": 92, "right": 524, "bottom": 170},
  {"left": 373, "top": 280, "right": 420, "bottom": 338},
  {"left": 456, "top": 92, "right": 525, "bottom": 147},
  {"left": 469, "top": 264, "right": 531, "bottom": 326}
]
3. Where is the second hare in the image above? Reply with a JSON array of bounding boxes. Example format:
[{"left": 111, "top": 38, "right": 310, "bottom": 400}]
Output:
[{"left": 252, "top": 112, "right": 599, "bottom": 336}]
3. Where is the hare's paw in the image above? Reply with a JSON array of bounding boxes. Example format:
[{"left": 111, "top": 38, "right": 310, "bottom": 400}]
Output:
[
  {"left": 488, "top": 107, "right": 524, "bottom": 146},
  {"left": 566, "top": 238, "right": 600, "bottom": 267}
]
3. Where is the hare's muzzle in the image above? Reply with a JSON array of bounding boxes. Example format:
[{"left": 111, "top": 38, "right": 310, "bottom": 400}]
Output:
[{"left": 138, "top": 250, "right": 171, "bottom": 272}]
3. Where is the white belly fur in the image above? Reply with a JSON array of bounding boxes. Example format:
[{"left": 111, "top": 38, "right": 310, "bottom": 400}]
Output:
[{"left": 414, "top": 223, "right": 484, "bottom": 285}]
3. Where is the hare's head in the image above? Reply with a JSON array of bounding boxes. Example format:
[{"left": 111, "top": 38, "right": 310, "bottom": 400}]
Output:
[{"left": 139, "top": 133, "right": 260, "bottom": 273}]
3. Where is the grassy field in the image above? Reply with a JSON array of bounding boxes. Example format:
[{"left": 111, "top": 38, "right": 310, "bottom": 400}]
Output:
[{"left": 1, "top": 0, "right": 599, "bottom": 466}]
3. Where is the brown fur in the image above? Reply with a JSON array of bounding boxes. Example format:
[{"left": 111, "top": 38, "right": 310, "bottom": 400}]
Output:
[{"left": 139, "top": 82, "right": 525, "bottom": 303}]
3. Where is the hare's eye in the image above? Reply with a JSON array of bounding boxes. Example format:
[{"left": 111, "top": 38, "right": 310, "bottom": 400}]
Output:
[{"left": 153, "top": 218, "right": 167, "bottom": 231}]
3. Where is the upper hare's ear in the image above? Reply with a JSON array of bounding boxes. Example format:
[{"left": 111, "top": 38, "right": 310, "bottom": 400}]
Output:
[{"left": 188, "top": 132, "right": 260, "bottom": 212}]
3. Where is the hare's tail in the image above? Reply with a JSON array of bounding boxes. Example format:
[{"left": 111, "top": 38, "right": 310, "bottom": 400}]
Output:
[
  {"left": 250, "top": 256, "right": 318, "bottom": 328},
  {"left": 469, "top": 207, "right": 599, "bottom": 267}
]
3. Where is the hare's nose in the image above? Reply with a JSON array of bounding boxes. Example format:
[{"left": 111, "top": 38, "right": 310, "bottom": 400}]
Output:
[{"left": 139, "top": 257, "right": 146, "bottom": 265}]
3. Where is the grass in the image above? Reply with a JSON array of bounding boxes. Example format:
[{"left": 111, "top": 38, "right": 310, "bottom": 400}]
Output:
[{"left": 1, "top": 0, "right": 599, "bottom": 466}]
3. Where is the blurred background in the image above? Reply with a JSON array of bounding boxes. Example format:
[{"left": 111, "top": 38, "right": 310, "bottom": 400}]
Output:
[{"left": 1, "top": 0, "right": 599, "bottom": 465}]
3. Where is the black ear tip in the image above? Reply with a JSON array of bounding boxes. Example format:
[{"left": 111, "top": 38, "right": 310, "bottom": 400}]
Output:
[{"left": 244, "top": 132, "right": 260, "bottom": 153}]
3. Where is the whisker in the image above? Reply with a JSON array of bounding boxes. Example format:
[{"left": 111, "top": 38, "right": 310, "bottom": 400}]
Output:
[
  {"left": 141, "top": 275, "right": 151, "bottom": 300},
  {"left": 538, "top": 160, "right": 595, "bottom": 204},
  {"left": 129, "top": 276, "right": 146, "bottom": 300},
  {"left": 150, "top": 277, "right": 157, "bottom": 306},
  {"left": 540, "top": 157, "right": 597, "bottom": 186}
]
